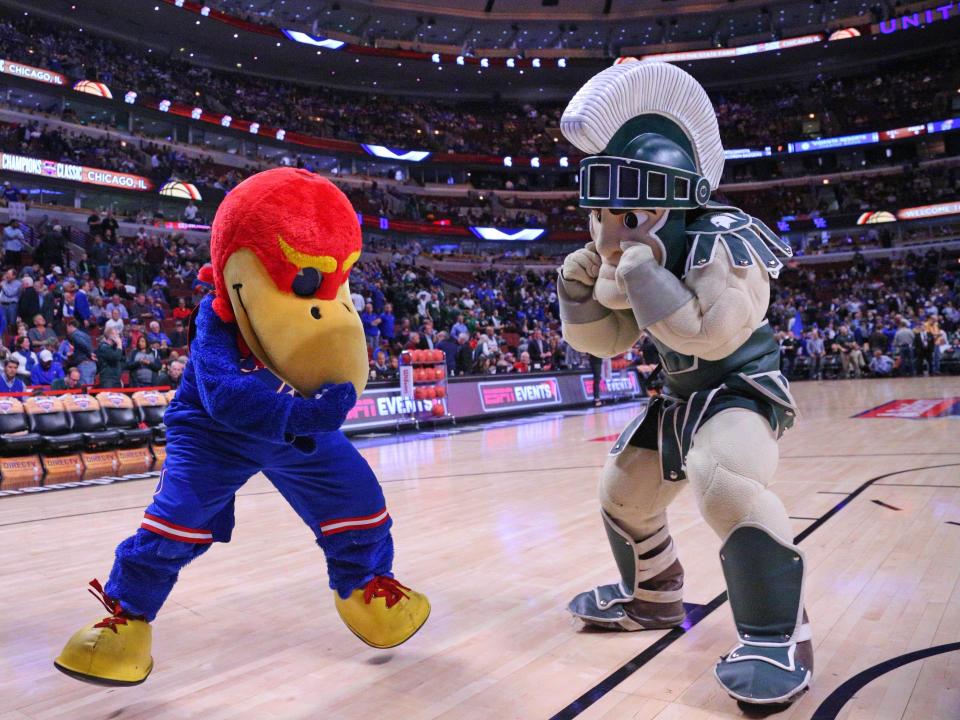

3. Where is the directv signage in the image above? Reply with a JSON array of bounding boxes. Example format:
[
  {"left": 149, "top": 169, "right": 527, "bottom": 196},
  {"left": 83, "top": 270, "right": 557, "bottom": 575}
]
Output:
[
  {"left": 0, "top": 58, "right": 66, "bottom": 86},
  {"left": 280, "top": 29, "right": 345, "bottom": 50},
  {"left": 360, "top": 145, "right": 431, "bottom": 162},
  {"left": 788, "top": 132, "right": 879, "bottom": 153},
  {"left": 469, "top": 227, "right": 546, "bottom": 242},
  {"left": 0, "top": 152, "right": 153, "bottom": 191}
]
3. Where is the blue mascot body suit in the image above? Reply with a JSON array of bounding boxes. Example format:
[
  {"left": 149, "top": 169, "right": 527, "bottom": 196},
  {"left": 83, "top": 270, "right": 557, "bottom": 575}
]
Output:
[{"left": 55, "top": 168, "right": 430, "bottom": 686}]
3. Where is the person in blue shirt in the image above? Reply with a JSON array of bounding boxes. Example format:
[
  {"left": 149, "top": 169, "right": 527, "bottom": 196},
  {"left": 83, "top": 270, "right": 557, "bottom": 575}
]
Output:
[
  {"left": 0, "top": 358, "right": 25, "bottom": 392},
  {"left": 146, "top": 320, "right": 171, "bottom": 347},
  {"left": 360, "top": 301, "right": 381, "bottom": 347},
  {"left": 378, "top": 302, "right": 395, "bottom": 342},
  {"left": 30, "top": 349, "right": 64, "bottom": 386}
]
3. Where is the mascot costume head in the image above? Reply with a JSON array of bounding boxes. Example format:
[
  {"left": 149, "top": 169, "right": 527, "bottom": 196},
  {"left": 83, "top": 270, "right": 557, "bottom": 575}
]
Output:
[
  {"left": 561, "top": 59, "right": 725, "bottom": 310},
  {"left": 209, "top": 167, "right": 369, "bottom": 396}
]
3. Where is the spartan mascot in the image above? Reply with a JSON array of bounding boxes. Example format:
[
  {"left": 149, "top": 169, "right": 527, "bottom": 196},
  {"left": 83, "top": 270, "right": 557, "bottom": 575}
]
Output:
[
  {"left": 559, "top": 60, "right": 811, "bottom": 705},
  {"left": 55, "top": 168, "right": 429, "bottom": 686}
]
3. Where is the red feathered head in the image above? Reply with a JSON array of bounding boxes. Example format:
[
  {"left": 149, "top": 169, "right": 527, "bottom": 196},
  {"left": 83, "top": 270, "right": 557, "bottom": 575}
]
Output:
[{"left": 209, "top": 168, "right": 362, "bottom": 322}]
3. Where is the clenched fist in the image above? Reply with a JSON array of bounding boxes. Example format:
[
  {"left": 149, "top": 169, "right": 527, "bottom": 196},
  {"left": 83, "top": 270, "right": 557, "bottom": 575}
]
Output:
[
  {"left": 615, "top": 242, "right": 656, "bottom": 293},
  {"left": 561, "top": 241, "right": 602, "bottom": 288}
]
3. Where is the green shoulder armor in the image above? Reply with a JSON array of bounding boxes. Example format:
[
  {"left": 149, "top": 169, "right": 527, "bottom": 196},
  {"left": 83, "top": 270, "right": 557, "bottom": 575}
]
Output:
[{"left": 684, "top": 209, "right": 793, "bottom": 279}]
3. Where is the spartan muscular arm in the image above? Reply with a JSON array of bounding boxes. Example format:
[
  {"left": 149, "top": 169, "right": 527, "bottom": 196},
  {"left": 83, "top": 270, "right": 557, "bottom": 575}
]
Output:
[
  {"left": 557, "top": 242, "right": 642, "bottom": 358},
  {"left": 616, "top": 243, "right": 769, "bottom": 361}
]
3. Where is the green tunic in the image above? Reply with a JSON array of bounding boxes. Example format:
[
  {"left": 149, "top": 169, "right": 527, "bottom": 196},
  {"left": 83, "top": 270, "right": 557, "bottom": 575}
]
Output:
[{"left": 615, "top": 208, "right": 798, "bottom": 482}]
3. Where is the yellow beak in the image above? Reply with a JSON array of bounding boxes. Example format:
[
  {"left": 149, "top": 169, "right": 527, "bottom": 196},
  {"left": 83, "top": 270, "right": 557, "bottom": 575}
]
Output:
[{"left": 222, "top": 248, "right": 369, "bottom": 397}]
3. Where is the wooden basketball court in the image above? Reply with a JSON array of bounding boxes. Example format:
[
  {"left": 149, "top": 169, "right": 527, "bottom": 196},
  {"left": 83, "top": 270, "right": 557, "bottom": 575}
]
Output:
[{"left": 1, "top": 376, "right": 958, "bottom": 720}]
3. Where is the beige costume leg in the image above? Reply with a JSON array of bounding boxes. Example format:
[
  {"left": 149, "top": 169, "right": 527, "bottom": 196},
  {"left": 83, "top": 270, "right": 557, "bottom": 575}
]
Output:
[
  {"left": 685, "top": 408, "right": 813, "bottom": 705},
  {"left": 684, "top": 408, "right": 790, "bottom": 540},
  {"left": 568, "top": 438, "right": 687, "bottom": 631}
]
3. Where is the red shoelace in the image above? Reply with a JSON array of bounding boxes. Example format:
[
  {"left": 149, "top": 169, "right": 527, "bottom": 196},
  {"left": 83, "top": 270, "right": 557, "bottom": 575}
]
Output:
[
  {"left": 88, "top": 579, "right": 129, "bottom": 633},
  {"left": 362, "top": 576, "right": 410, "bottom": 609}
]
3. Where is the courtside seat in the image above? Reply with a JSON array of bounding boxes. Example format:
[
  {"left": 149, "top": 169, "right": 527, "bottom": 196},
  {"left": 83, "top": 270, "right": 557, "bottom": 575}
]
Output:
[
  {"left": 62, "top": 394, "right": 121, "bottom": 450},
  {"left": 98, "top": 393, "right": 153, "bottom": 447},
  {"left": 24, "top": 396, "right": 83, "bottom": 452},
  {"left": 0, "top": 397, "right": 42, "bottom": 454},
  {"left": 132, "top": 390, "right": 169, "bottom": 443}
]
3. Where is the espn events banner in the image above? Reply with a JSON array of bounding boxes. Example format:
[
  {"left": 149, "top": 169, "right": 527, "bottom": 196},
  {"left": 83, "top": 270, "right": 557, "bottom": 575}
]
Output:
[
  {"left": 0, "top": 58, "right": 66, "bottom": 86},
  {"left": 342, "top": 369, "right": 642, "bottom": 432},
  {"left": 0, "top": 152, "right": 153, "bottom": 192}
]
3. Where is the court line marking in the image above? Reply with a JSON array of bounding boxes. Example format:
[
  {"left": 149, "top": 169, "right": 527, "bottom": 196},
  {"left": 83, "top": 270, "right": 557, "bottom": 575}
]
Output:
[
  {"left": 547, "top": 462, "right": 960, "bottom": 720},
  {"left": 811, "top": 642, "right": 960, "bottom": 720}
]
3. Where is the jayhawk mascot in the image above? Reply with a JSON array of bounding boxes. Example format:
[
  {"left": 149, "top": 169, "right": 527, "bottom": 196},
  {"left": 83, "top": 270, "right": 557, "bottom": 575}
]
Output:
[
  {"left": 55, "top": 168, "right": 430, "bottom": 685},
  {"left": 559, "top": 61, "right": 811, "bottom": 705}
]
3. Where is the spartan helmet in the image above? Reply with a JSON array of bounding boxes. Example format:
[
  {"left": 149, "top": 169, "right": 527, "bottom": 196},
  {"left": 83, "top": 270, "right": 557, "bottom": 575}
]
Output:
[{"left": 561, "top": 60, "right": 725, "bottom": 307}]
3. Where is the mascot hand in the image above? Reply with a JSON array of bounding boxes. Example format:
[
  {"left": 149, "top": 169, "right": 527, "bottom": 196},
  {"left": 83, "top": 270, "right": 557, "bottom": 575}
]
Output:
[
  {"left": 560, "top": 242, "right": 601, "bottom": 300},
  {"left": 615, "top": 242, "right": 656, "bottom": 293},
  {"left": 289, "top": 382, "right": 357, "bottom": 434}
]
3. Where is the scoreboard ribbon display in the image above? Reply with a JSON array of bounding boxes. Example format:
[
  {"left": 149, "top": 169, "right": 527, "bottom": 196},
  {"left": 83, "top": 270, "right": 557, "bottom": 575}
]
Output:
[{"left": 0, "top": 152, "right": 153, "bottom": 191}]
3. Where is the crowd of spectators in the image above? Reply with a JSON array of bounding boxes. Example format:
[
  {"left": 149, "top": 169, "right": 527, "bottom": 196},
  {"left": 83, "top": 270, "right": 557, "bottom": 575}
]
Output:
[
  {"left": 349, "top": 242, "right": 960, "bottom": 384},
  {"left": 767, "top": 248, "right": 960, "bottom": 380},
  {"left": 1, "top": 10, "right": 958, "bottom": 158},
  {"left": 0, "top": 219, "right": 203, "bottom": 393},
  {"left": 0, "top": 207, "right": 956, "bottom": 398},
  {"left": 4, "top": 116, "right": 958, "bottom": 247}
]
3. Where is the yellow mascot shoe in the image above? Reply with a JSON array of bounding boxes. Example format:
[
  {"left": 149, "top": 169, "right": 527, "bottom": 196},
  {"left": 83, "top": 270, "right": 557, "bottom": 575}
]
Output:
[
  {"left": 54, "top": 580, "right": 153, "bottom": 686},
  {"left": 334, "top": 576, "right": 430, "bottom": 649}
]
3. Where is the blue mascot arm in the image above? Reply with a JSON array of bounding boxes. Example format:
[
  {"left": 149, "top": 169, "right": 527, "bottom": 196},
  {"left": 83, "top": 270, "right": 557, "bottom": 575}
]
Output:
[{"left": 190, "top": 296, "right": 356, "bottom": 441}]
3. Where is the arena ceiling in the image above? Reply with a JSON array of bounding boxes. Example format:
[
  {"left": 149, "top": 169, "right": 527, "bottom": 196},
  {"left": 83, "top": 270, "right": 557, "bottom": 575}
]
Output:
[
  {"left": 5, "top": 0, "right": 956, "bottom": 100},
  {"left": 210, "top": 0, "right": 881, "bottom": 53}
]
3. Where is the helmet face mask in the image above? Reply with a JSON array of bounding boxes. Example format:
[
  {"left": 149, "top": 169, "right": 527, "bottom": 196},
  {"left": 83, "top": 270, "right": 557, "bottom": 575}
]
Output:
[{"left": 578, "top": 154, "right": 711, "bottom": 211}]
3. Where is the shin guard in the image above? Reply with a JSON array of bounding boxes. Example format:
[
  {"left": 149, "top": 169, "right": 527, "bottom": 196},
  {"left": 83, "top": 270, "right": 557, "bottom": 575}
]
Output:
[
  {"left": 568, "top": 509, "right": 685, "bottom": 630},
  {"left": 714, "top": 523, "right": 813, "bottom": 704}
]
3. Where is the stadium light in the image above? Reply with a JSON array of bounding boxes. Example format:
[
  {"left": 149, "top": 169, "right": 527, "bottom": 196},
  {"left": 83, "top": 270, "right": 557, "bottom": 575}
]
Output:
[
  {"left": 221, "top": 115, "right": 232, "bottom": 127},
  {"left": 506, "top": 58, "right": 515, "bottom": 68},
  {"left": 431, "top": 53, "right": 440, "bottom": 63},
  {"left": 503, "top": 156, "right": 513, "bottom": 167},
  {"left": 530, "top": 157, "right": 540, "bottom": 168},
  {"left": 532, "top": 58, "right": 541, "bottom": 68},
  {"left": 559, "top": 156, "right": 569, "bottom": 167},
  {"left": 456, "top": 56, "right": 465, "bottom": 65},
  {"left": 281, "top": 29, "right": 345, "bottom": 50},
  {"left": 249, "top": 122, "right": 260, "bottom": 134},
  {"left": 276, "top": 129, "right": 286, "bottom": 140},
  {"left": 361, "top": 145, "right": 431, "bottom": 162},
  {"left": 557, "top": 58, "right": 567, "bottom": 68},
  {"left": 191, "top": 107, "right": 202, "bottom": 120},
  {"left": 158, "top": 99, "right": 171, "bottom": 112},
  {"left": 200, "top": 6, "right": 210, "bottom": 16},
  {"left": 480, "top": 58, "right": 489, "bottom": 68},
  {"left": 470, "top": 227, "right": 546, "bottom": 241},
  {"left": 124, "top": 91, "right": 137, "bottom": 104}
]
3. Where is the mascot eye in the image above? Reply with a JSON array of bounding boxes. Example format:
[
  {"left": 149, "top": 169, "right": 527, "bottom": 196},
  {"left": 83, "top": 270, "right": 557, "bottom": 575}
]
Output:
[
  {"left": 292, "top": 267, "right": 323, "bottom": 297},
  {"left": 623, "top": 212, "right": 640, "bottom": 229}
]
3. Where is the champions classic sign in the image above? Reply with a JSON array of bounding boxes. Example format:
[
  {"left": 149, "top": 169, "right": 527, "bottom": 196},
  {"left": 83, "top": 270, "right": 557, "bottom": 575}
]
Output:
[
  {"left": 0, "top": 152, "right": 153, "bottom": 192},
  {"left": 0, "top": 58, "right": 66, "bottom": 86}
]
